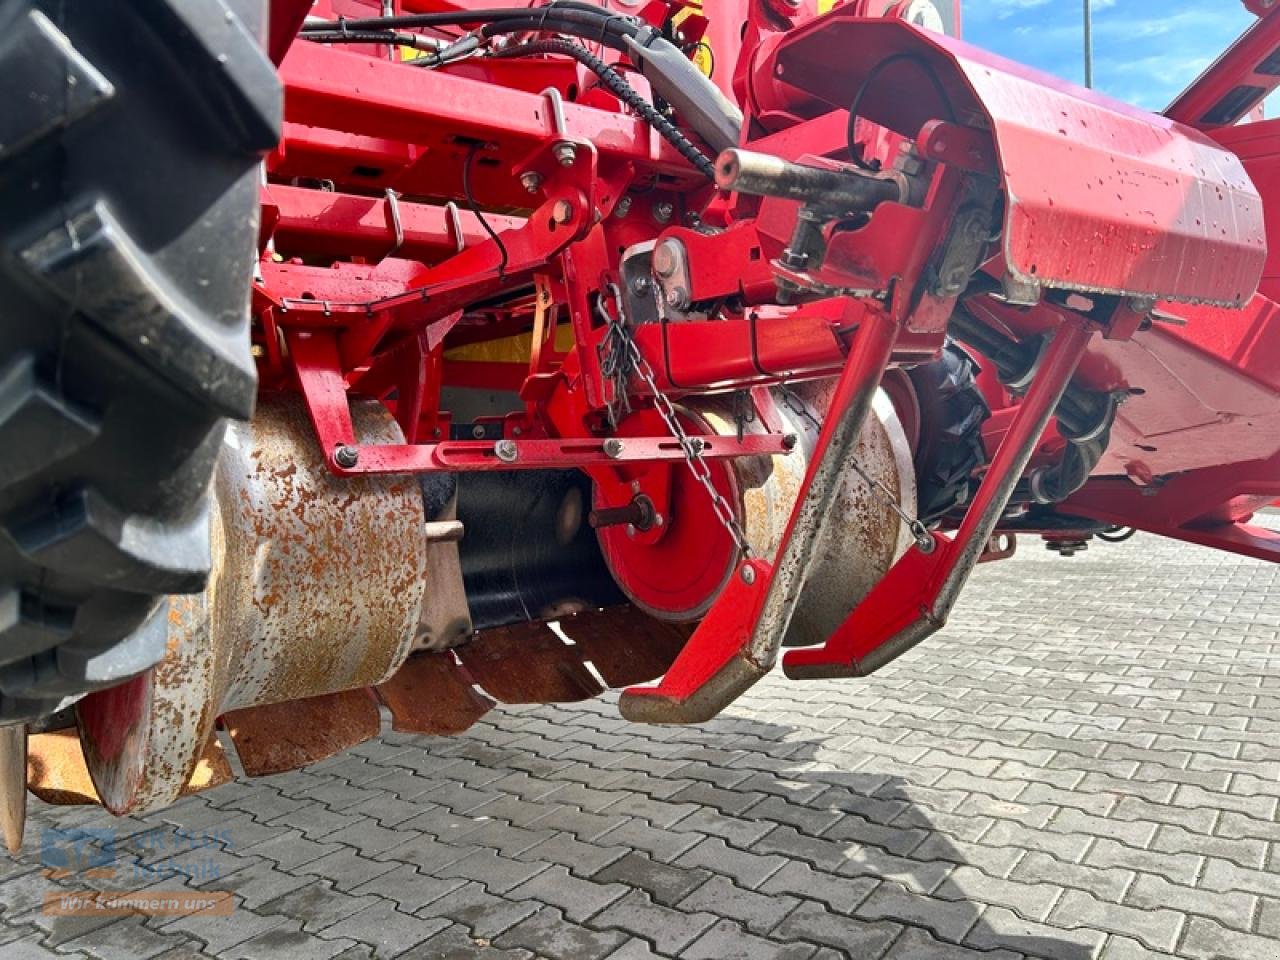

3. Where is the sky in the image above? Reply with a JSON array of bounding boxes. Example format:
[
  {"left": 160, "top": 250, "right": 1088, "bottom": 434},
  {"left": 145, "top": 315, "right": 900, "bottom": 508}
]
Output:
[{"left": 962, "top": 0, "right": 1255, "bottom": 111}]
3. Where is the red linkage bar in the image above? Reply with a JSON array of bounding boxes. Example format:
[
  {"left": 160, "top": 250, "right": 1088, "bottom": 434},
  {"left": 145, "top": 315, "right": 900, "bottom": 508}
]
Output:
[
  {"left": 784, "top": 318, "right": 1097, "bottom": 679},
  {"left": 264, "top": 184, "right": 524, "bottom": 263},
  {"left": 619, "top": 304, "right": 901, "bottom": 723},
  {"left": 289, "top": 328, "right": 791, "bottom": 475}
]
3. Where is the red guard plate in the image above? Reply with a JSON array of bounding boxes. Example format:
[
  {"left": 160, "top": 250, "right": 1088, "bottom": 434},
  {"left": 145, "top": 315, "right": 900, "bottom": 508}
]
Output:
[{"left": 770, "top": 16, "right": 1266, "bottom": 306}]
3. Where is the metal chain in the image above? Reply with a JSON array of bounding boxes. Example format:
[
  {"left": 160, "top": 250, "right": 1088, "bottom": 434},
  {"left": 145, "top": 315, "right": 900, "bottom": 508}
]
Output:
[
  {"left": 597, "top": 285, "right": 753, "bottom": 556},
  {"left": 777, "top": 386, "right": 935, "bottom": 554}
]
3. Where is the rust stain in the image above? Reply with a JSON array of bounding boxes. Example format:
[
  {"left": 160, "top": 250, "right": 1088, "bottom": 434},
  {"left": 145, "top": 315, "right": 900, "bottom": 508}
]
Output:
[
  {"left": 375, "top": 652, "right": 494, "bottom": 735},
  {"left": 222, "top": 689, "right": 381, "bottom": 777},
  {"left": 455, "top": 623, "right": 604, "bottom": 704},
  {"left": 558, "top": 607, "right": 693, "bottom": 687}
]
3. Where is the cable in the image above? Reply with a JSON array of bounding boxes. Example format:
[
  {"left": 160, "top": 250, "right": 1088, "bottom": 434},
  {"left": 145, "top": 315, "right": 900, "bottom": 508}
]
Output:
[
  {"left": 463, "top": 143, "right": 509, "bottom": 279},
  {"left": 488, "top": 38, "right": 715, "bottom": 179},
  {"left": 301, "top": 5, "right": 644, "bottom": 50},
  {"left": 1097, "top": 525, "right": 1137, "bottom": 543},
  {"left": 846, "top": 52, "right": 957, "bottom": 170}
]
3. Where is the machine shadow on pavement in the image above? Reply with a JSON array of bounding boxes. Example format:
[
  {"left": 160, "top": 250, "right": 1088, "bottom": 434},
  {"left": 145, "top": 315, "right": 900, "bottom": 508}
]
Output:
[{"left": 13, "top": 704, "right": 1094, "bottom": 959}]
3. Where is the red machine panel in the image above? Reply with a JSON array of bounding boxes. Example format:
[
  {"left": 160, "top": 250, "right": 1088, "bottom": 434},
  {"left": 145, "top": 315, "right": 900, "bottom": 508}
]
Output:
[{"left": 761, "top": 15, "right": 1267, "bottom": 306}]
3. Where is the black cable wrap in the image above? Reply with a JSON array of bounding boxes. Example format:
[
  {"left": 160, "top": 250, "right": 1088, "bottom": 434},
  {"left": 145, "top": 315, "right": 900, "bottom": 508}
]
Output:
[{"left": 488, "top": 38, "right": 715, "bottom": 179}]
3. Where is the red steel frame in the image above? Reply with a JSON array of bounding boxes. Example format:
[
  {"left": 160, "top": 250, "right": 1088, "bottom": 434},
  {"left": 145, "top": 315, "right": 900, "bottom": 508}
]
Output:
[{"left": 258, "top": 0, "right": 1280, "bottom": 720}]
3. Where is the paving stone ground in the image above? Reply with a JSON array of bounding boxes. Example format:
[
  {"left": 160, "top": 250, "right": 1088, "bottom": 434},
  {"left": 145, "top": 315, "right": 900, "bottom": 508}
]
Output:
[{"left": 4, "top": 519, "right": 1280, "bottom": 959}]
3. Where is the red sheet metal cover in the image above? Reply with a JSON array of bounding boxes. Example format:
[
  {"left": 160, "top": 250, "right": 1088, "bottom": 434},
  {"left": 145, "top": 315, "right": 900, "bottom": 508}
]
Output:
[{"left": 767, "top": 16, "right": 1266, "bottom": 306}]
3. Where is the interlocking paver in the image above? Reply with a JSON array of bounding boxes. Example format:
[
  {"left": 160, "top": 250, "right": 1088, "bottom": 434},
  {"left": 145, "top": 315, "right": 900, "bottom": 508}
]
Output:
[
  {"left": 58, "top": 916, "right": 182, "bottom": 959},
  {"left": 587, "top": 889, "right": 718, "bottom": 954},
  {"left": 494, "top": 905, "right": 626, "bottom": 959},
  {"left": 258, "top": 879, "right": 380, "bottom": 934},
  {"left": 398, "top": 921, "right": 536, "bottom": 958},
  {"left": 505, "top": 864, "right": 628, "bottom": 923},
  {"left": 682, "top": 917, "right": 816, "bottom": 959},
  {"left": 415, "top": 881, "right": 539, "bottom": 938},
  {"left": 772, "top": 899, "right": 902, "bottom": 955},
  {"left": 677, "top": 874, "right": 799, "bottom": 935},
  {"left": 347, "top": 864, "right": 467, "bottom": 913},
  {"left": 593, "top": 852, "right": 711, "bottom": 907},
  {"left": 1180, "top": 916, "right": 1279, "bottom": 960},
  {"left": 223, "top": 919, "right": 365, "bottom": 960},
  {"left": 1123, "top": 871, "right": 1257, "bottom": 933},
  {"left": 673, "top": 837, "right": 786, "bottom": 890}
]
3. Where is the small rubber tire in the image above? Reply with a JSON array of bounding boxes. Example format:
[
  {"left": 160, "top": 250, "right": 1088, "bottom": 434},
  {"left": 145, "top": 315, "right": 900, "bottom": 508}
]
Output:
[
  {"left": 908, "top": 341, "right": 990, "bottom": 525},
  {"left": 0, "top": 0, "right": 280, "bottom": 721}
]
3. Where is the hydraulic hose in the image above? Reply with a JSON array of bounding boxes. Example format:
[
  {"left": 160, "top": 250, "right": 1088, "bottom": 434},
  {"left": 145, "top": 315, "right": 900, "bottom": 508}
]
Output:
[
  {"left": 488, "top": 38, "right": 715, "bottom": 179},
  {"left": 1022, "top": 431, "right": 1109, "bottom": 504},
  {"left": 948, "top": 305, "right": 1118, "bottom": 505}
]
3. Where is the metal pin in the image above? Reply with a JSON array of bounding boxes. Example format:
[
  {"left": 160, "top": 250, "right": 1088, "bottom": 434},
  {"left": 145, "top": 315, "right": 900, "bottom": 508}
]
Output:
[{"left": 0, "top": 725, "right": 26, "bottom": 854}]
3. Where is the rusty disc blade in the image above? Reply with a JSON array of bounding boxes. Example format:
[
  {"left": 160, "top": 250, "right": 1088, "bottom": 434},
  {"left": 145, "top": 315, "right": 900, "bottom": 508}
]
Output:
[
  {"left": 223, "top": 689, "right": 381, "bottom": 777},
  {"left": 455, "top": 622, "right": 603, "bottom": 704},
  {"left": 376, "top": 652, "right": 494, "bottom": 735},
  {"left": 558, "top": 607, "right": 693, "bottom": 688}
]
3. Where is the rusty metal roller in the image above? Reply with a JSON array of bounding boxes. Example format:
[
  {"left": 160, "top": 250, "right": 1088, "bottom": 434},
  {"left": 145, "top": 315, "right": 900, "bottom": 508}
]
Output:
[
  {"left": 696, "top": 384, "right": 915, "bottom": 647},
  {"left": 70, "top": 396, "right": 428, "bottom": 815}
]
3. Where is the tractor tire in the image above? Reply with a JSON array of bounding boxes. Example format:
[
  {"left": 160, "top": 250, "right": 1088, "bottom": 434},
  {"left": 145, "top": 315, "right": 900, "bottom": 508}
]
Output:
[
  {"left": 908, "top": 341, "right": 990, "bottom": 525},
  {"left": 0, "top": 0, "right": 280, "bottom": 721}
]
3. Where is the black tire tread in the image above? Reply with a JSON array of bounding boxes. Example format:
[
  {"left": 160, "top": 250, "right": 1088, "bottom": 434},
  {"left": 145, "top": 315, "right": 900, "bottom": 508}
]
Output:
[
  {"left": 0, "top": 0, "right": 279, "bottom": 721},
  {"left": 908, "top": 342, "right": 990, "bottom": 525}
]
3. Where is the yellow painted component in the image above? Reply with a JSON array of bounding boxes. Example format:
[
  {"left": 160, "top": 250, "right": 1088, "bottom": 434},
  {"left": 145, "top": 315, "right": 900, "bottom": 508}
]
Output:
[
  {"left": 444, "top": 277, "right": 573, "bottom": 362},
  {"left": 672, "top": 6, "right": 714, "bottom": 78},
  {"left": 443, "top": 326, "right": 574, "bottom": 363}
]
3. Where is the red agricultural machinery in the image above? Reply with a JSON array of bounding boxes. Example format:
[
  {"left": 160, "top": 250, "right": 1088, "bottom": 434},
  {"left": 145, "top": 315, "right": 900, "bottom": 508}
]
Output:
[{"left": 2, "top": 0, "right": 1279, "bottom": 847}]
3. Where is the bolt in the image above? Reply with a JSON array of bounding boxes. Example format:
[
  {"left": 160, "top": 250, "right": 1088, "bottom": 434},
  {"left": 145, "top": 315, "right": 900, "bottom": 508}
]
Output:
[
  {"left": 551, "top": 199, "right": 573, "bottom": 224},
  {"left": 781, "top": 433, "right": 798, "bottom": 451},
  {"left": 494, "top": 439, "right": 519, "bottom": 463},
  {"left": 664, "top": 286, "right": 689, "bottom": 310},
  {"left": 740, "top": 564, "right": 756, "bottom": 585},
  {"left": 1045, "top": 537, "right": 1089, "bottom": 557},
  {"left": 334, "top": 444, "right": 359, "bottom": 468},
  {"left": 520, "top": 171, "right": 543, "bottom": 194},
  {"left": 614, "top": 196, "right": 632, "bottom": 218},
  {"left": 603, "top": 438, "right": 625, "bottom": 459},
  {"left": 553, "top": 142, "right": 577, "bottom": 167},
  {"left": 631, "top": 275, "right": 652, "bottom": 297},
  {"left": 472, "top": 423, "right": 486, "bottom": 439},
  {"left": 653, "top": 513, "right": 665, "bottom": 527},
  {"left": 653, "top": 201, "right": 674, "bottom": 224}
]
